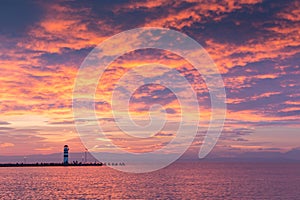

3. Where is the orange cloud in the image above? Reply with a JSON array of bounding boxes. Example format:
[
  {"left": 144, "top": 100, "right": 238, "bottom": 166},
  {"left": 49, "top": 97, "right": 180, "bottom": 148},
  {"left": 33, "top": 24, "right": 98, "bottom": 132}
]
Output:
[
  {"left": 0, "top": 142, "right": 15, "bottom": 148},
  {"left": 0, "top": 0, "right": 299, "bottom": 156}
]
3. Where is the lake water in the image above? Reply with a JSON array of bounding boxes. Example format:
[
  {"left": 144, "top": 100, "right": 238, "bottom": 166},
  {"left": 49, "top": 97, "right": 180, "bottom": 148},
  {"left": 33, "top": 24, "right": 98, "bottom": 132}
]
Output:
[{"left": 1, "top": 162, "right": 300, "bottom": 199}]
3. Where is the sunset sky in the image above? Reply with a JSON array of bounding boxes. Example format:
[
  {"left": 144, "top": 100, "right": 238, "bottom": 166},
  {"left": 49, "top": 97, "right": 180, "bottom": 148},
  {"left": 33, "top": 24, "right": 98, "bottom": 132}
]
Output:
[{"left": 0, "top": 0, "right": 299, "bottom": 158}]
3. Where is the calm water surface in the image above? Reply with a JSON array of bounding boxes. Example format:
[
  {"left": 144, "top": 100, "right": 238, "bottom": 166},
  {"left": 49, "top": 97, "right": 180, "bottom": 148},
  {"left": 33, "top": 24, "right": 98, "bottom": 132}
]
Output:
[{"left": 1, "top": 162, "right": 300, "bottom": 199}]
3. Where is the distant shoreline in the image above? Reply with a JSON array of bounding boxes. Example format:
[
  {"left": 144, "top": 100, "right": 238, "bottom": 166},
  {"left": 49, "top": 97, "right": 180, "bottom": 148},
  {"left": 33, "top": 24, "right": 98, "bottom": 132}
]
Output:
[
  {"left": 0, "top": 163, "right": 103, "bottom": 167},
  {"left": 0, "top": 162, "right": 126, "bottom": 167}
]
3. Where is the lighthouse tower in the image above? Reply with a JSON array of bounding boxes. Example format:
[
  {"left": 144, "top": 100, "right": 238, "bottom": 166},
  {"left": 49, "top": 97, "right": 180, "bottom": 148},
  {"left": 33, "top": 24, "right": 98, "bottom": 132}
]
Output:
[{"left": 63, "top": 145, "right": 69, "bottom": 165}]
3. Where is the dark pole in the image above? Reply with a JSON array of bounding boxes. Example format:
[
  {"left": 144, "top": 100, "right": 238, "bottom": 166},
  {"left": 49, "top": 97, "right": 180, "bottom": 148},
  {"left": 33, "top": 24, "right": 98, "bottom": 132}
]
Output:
[{"left": 84, "top": 148, "right": 87, "bottom": 163}]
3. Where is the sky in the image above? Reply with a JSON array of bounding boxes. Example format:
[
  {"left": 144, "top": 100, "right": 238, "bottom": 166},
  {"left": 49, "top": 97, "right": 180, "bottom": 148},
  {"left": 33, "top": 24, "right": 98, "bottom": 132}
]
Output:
[{"left": 0, "top": 0, "right": 299, "bottom": 159}]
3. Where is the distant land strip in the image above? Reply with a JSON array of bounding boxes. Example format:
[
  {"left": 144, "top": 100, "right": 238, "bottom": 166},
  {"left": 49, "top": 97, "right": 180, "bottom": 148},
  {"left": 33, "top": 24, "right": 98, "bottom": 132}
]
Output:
[{"left": 0, "top": 162, "right": 126, "bottom": 167}]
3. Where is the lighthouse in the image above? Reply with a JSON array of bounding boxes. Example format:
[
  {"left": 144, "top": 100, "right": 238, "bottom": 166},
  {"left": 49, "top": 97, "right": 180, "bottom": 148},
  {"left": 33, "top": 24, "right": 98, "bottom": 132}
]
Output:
[{"left": 63, "top": 145, "right": 69, "bottom": 165}]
